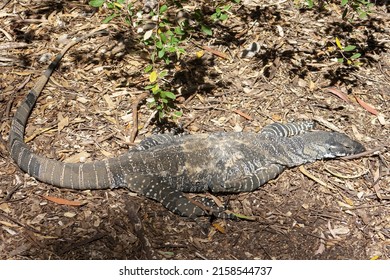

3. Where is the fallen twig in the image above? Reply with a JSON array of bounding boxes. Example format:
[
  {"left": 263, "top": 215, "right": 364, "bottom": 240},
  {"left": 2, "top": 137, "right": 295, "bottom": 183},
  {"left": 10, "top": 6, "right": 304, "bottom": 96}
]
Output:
[
  {"left": 342, "top": 145, "right": 387, "bottom": 160},
  {"left": 130, "top": 92, "right": 149, "bottom": 143}
]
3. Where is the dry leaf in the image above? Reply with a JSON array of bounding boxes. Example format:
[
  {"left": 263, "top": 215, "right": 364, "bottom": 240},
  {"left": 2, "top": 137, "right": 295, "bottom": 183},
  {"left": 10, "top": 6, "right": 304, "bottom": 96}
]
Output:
[
  {"left": 332, "top": 226, "right": 350, "bottom": 235},
  {"left": 57, "top": 113, "right": 69, "bottom": 132},
  {"left": 355, "top": 96, "right": 379, "bottom": 115},
  {"left": 0, "top": 220, "right": 15, "bottom": 227},
  {"left": 324, "top": 87, "right": 351, "bottom": 103},
  {"left": 3, "top": 226, "right": 17, "bottom": 235},
  {"left": 64, "top": 212, "right": 77, "bottom": 218},
  {"left": 338, "top": 201, "right": 353, "bottom": 209},
  {"left": 328, "top": 221, "right": 336, "bottom": 238},
  {"left": 100, "top": 149, "right": 114, "bottom": 157},
  {"left": 196, "top": 50, "right": 204, "bottom": 58},
  {"left": 271, "top": 114, "right": 283, "bottom": 121},
  {"left": 77, "top": 96, "right": 89, "bottom": 104},
  {"left": 103, "top": 94, "right": 115, "bottom": 109},
  {"left": 212, "top": 222, "right": 226, "bottom": 234},
  {"left": 377, "top": 113, "right": 388, "bottom": 125},
  {"left": 30, "top": 213, "right": 47, "bottom": 224},
  {"left": 0, "top": 202, "right": 11, "bottom": 213},
  {"left": 143, "top": 29, "right": 153, "bottom": 41},
  {"left": 314, "top": 232, "right": 326, "bottom": 255},
  {"left": 42, "top": 195, "right": 84, "bottom": 206},
  {"left": 343, "top": 196, "right": 354, "bottom": 206}
]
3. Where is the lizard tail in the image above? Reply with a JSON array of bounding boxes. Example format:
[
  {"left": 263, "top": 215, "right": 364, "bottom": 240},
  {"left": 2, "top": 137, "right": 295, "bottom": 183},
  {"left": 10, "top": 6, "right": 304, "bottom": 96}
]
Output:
[{"left": 8, "top": 28, "right": 118, "bottom": 190}]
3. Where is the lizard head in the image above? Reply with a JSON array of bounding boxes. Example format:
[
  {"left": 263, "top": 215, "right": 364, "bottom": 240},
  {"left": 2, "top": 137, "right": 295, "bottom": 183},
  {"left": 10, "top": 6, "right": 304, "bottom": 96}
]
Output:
[{"left": 302, "top": 131, "right": 365, "bottom": 159}]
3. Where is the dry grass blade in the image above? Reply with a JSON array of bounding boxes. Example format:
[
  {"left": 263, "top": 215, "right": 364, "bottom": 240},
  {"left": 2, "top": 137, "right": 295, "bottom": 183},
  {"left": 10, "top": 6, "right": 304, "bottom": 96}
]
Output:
[
  {"left": 299, "top": 166, "right": 335, "bottom": 190},
  {"left": 324, "top": 163, "right": 367, "bottom": 179}
]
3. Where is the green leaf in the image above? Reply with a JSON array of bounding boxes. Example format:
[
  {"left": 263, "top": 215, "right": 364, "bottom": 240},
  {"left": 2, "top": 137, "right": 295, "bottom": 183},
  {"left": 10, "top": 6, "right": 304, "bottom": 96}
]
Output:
[
  {"left": 222, "top": 5, "right": 232, "bottom": 12},
  {"left": 350, "top": 53, "right": 361, "bottom": 59},
  {"left": 159, "top": 4, "right": 168, "bottom": 13},
  {"left": 144, "top": 64, "right": 153, "bottom": 73},
  {"left": 158, "top": 110, "right": 165, "bottom": 120},
  {"left": 124, "top": 17, "right": 131, "bottom": 25},
  {"left": 306, "top": 0, "right": 314, "bottom": 9},
  {"left": 201, "top": 24, "right": 212, "bottom": 36},
  {"left": 159, "top": 32, "right": 167, "bottom": 44},
  {"left": 341, "top": 0, "right": 349, "bottom": 6},
  {"left": 156, "top": 40, "right": 163, "bottom": 49},
  {"left": 102, "top": 13, "right": 117, "bottom": 23},
  {"left": 163, "top": 91, "right": 176, "bottom": 100},
  {"left": 151, "top": 84, "right": 160, "bottom": 94},
  {"left": 158, "top": 49, "right": 165, "bottom": 58},
  {"left": 358, "top": 11, "right": 368, "bottom": 19},
  {"left": 89, "top": 0, "right": 105, "bottom": 7},
  {"left": 174, "top": 111, "right": 183, "bottom": 117},
  {"left": 343, "top": 45, "right": 356, "bottom": 52},
  {"left": 174, "top": 27, "right": 185, "bottom": 35},
  {"left": 144, "top": 84, "right": 155, "bottom": 90},
  {"left": 159, "top": 70, "right": 168, "bottom": 78},
  {"left": 337, "top": 58, "right": 344, "bottom": 63},
  {"left": 219, "top": 13, "right": 228, "bottom": 21}
]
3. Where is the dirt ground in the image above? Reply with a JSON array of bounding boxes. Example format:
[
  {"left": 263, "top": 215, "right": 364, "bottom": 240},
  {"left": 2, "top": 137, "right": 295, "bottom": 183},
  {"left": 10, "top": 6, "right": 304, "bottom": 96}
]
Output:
[{"left": 0, "top": 0, "right": 389, "bottom": 260}]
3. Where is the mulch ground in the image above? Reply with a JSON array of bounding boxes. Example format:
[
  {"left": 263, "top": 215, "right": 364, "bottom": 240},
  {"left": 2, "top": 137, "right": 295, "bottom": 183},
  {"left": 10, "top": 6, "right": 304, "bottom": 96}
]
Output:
[{"left": 0, "top": 0, "right": 389, "bottom": 260}]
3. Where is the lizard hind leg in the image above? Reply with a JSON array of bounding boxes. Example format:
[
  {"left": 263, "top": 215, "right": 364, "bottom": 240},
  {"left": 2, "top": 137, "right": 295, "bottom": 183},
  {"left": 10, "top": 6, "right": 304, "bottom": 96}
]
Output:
[{"left": 125, "top": 173, "right": 209, "bottom": 219}]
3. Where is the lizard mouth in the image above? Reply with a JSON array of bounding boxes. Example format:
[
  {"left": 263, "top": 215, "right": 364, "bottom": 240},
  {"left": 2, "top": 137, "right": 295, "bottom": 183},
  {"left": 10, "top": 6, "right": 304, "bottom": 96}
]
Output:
[{"left": 328, "top": 141, "right": 366, "bottom": 157}]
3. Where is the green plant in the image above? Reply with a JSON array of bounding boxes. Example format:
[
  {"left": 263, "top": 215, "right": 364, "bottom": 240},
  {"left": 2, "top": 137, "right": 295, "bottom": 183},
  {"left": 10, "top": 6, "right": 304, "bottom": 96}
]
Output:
[
  {"left": 89, "top": 0, "right": 239, "bottom": 122},
  {"left": 341, "top": 0, "right": 374, "bottom": 20},
  {"left": 302, "top": 0, "right": 373, "bottom": 20},
  {"left": 334, "top": 37, "right": 362, "bottom": 66},
  {"left": 143, "top": 4, "right": 187, "bottom": 64},
  {"left": 211, "top": 4, "right": 232, "bottom": 21},
  {"left": 144, "top": 67, "right": 182, "bottom": 121},
  {"left": 141, "top": 4, "right": 188, "bottom": 120},
  {"left": 89, "top": 0, "right": 134, "bottom": 24}
]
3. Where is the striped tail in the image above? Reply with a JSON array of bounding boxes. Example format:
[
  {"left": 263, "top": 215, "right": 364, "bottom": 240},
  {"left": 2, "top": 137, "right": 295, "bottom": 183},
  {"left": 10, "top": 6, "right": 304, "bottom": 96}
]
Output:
[{"left": 8, "top": 30, "right": 117, "bottom": 190}]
